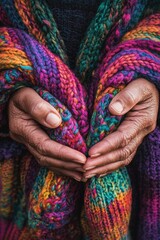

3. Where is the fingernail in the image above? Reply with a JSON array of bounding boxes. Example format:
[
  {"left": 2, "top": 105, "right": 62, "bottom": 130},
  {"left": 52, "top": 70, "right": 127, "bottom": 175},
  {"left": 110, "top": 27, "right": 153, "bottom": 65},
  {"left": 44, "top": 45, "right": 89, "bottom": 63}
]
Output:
[
  {"left": 99, "top": 171, "right": 112, "bottom": 177},
  {"left": 73, "top": 177, "right": 81, "bottom": 182},
  {"left": 85, "top": 166, "right": 96, "bottom": 171},
  {"left": 90, "top": 153, "right": 100, "bottom": 158},
  {"left": 99, "top": 173, "right": 107, "bottom": 177},
  {"left": 76, "top": 159, "right": 86, "bottom": 164},
  {"left": 85, "top": 174, "right": 96, "bottom": 179},
  {"left": 111, "top": 101, "right": 123, "bottom": 113},
  {"left": 46, "top": 113, "right": 61, "bottom": 127}
]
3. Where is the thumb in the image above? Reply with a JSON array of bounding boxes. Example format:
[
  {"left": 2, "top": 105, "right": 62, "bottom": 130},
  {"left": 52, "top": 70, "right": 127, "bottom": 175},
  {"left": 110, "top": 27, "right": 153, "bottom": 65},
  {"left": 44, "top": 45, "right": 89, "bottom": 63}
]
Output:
[
  {"left": 13, "top": 87, "right": 62, "bottom": 128},
  {"left": 109, "top": 79, "right": 147, "bottom": 115}
]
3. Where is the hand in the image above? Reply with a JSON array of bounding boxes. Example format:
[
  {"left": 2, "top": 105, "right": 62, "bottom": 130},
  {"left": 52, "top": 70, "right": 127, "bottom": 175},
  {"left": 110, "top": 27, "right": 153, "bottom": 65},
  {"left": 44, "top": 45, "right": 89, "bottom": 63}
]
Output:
[
  {"left": 8, "top": 87, "right": 86, "bottom": 181},
  {"left": 83, "top": 79, "right": 159, "bottom": 180}
]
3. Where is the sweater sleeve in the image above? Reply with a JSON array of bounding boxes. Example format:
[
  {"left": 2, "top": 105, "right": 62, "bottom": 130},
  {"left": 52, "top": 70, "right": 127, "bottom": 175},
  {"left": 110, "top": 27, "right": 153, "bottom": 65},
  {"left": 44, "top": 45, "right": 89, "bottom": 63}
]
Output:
[{"left": 94, "top": 13, "right": 160, "bottom": 128}]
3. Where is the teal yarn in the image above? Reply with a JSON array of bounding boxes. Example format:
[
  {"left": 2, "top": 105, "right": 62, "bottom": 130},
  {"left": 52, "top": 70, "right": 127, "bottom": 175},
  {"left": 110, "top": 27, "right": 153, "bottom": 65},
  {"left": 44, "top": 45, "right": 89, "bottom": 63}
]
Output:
[{"left": 0, "top": 1, "right": 160, "bottom": 240}]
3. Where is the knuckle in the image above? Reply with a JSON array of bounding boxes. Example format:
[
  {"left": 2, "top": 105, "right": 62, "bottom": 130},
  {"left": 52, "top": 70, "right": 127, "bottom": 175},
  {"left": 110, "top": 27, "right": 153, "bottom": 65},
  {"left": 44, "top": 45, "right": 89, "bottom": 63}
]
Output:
[
  {"left": 30, "top": 101, "right": 46, "bottom": 116},
  {"left": 37, "top": 155, "right": 47, "bottom": 166},
  {"left": 125, "top": 91, "right": 136, "bottom": 106},
  {"left": 118, "top": 130, "right": 131, "bottom": 147},
  {"left": 57, "top": 145, "right": 66, "bottom": 160},
  {"left": 135, "top": 79, "right": 154, "bottom": 98},
  {"left": 142, "top": 116, "right": 156, "bottom": 133},
  {"left": 120, "top": 147, "right": 132, "bottom": 160},
  {"left": 22, "top": 125, "right": 39, "bottom": 145},
  {"left": 36, "top": 140, "right": 48, "bottom": 155},
  {"left": 145, "top": 116, "right": 154, "bottom": 128},
  {"left": 103, "top": 137, "right": 115, "bottom": 149},
  {"left": 146, "top": 123, "right": 156, "bottom": 133},
  {"left": 134, "top": 118, "right": 142, "bottom": 128},
  {"left": 124, "top": 157, "right": 132, "bottom": 166},
  {"left": 141, "top": 83, "right": 153, "bottom": 99},
  {"left": 132, "top": 137, "right": 140, "bottom": 150},
  {"left": 150, "top": 122, "right": 156, "bottom": 132},
  {"left": 148, "top": 119, "right": 156, "bottom": 132}
]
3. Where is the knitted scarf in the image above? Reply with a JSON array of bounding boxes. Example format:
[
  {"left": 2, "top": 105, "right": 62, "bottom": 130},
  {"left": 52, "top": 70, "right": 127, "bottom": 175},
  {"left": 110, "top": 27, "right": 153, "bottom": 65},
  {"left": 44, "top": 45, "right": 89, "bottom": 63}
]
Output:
[{"left": 0, "top": 1, "right": 160, "bottom": 239}]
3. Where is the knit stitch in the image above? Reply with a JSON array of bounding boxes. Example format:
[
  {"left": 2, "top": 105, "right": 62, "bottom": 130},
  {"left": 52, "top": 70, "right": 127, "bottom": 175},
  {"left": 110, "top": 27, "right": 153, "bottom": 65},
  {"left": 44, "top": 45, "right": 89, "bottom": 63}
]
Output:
[
  {"left": 47, "top": 0, "right": 102, "bottom": 68},
  {"left": 0, "top": 1, "right": 160, "bottom": 240}
]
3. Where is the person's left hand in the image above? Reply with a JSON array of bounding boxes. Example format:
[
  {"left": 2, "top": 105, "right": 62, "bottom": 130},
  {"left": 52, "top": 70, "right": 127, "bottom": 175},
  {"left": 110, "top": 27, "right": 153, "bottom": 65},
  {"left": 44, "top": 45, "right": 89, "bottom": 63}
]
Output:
[{"left": 82, "top": 78, "right": 159, "bottom": 180}]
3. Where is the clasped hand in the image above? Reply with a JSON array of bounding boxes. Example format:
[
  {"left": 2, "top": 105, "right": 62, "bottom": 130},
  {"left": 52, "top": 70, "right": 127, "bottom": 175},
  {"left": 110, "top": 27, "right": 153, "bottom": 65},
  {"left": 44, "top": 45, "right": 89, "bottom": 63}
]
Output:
[{"left": 8, "top": 79, "right": 159, "bottom": 182}]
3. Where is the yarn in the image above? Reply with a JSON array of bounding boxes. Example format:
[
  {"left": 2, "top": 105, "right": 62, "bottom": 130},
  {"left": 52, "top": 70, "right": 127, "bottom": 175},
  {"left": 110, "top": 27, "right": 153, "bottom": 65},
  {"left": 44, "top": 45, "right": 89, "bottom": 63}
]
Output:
[{"left": 0, "top": 1, "right": 160, "bottom": 239}]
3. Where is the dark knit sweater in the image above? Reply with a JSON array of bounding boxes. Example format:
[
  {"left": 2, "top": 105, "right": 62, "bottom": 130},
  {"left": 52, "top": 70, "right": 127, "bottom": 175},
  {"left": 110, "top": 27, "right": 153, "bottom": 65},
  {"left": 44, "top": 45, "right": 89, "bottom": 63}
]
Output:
[
  {"left": 0, "top": 1, "right": 160, "bottom": 240},
  {"left": 46, "top": 0, "right": 101, "bottom": 68}
]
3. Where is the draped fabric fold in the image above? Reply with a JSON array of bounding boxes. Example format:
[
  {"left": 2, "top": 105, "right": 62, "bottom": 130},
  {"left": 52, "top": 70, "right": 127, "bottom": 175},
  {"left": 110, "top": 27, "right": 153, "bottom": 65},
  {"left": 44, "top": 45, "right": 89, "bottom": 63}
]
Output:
[{"left": 0, "top": 1, "right": 160, "bottom": 239}]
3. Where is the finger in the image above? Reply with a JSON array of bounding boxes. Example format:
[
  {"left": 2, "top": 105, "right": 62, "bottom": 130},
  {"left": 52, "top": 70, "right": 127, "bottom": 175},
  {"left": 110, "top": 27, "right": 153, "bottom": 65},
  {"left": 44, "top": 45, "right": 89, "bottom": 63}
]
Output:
[
  {"left": 14, "top": 121, "right": 86, "bottom": 164},
  {"left": 12, "top": 87, "right": 62, "bottom": 128},
  {"left": 88, "top": 116, "right": 142, "bottom": 157},
  {"left": 26, "top": 144, "right": 85, "bottom": 172},
  {"left": 9, "top": 91, "right": 86, "bottom": 164},
  {"left": 109, "top": 78, "right": 154, "bottom": 115},
  {"left": 85, "top": 131, "right": 143, "bottom": 169},
  {"left": 83, "top": 150, "right": 137, "bottom": 179},
  {"left": 48, "top": 167, "right": 83, "bottom": 182}
]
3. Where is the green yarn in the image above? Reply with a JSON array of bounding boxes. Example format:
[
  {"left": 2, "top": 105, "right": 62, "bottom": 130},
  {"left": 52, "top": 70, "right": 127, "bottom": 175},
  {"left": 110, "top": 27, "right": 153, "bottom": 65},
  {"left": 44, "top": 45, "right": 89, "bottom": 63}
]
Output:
[{"left": 30, "top": 0, "right": 68, "bottom": 63}]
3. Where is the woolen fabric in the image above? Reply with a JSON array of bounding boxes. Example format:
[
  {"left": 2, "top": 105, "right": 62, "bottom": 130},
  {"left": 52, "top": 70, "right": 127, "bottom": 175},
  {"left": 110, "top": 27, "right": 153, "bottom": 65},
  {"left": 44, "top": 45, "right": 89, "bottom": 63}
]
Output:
[{"left": 0, "top": 1, "right": 160, "bottom": 239}]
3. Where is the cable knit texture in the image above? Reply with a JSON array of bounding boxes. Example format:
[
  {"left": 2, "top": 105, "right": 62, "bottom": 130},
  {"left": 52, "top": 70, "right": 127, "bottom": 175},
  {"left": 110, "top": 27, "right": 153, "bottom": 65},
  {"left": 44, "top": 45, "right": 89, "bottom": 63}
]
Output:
[
  {"left": 0, "top": 1, "right": 160, "bottom": 240},
  {"left": 46, "top": 0, "right": 102, "bottom": 68}
]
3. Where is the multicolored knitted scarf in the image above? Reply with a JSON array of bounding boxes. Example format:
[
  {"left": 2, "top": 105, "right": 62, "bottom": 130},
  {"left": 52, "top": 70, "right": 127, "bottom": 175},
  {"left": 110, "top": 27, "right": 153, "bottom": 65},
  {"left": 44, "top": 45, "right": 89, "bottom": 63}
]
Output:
[{"left": 0, "top": 0, "right": 160, "bottom": 239}]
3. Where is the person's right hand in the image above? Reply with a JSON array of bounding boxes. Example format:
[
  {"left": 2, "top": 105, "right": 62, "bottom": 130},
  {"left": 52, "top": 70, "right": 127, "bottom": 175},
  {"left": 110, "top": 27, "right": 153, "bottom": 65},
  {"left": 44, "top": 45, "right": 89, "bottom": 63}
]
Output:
[{"left": 8, "top": 87, "right": 86, "bottom": 181}]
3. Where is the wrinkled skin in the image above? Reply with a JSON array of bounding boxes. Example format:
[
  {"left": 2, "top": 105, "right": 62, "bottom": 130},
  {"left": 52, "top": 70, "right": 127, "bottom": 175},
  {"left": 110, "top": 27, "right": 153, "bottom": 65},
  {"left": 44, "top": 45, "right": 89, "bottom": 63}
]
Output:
[{"left": 8, "top": 79, "right": 159, "bottom": 181}]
